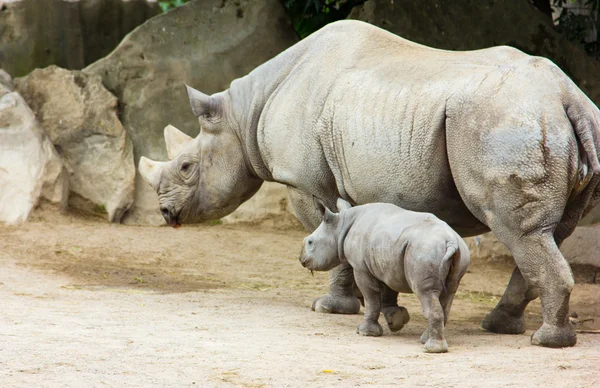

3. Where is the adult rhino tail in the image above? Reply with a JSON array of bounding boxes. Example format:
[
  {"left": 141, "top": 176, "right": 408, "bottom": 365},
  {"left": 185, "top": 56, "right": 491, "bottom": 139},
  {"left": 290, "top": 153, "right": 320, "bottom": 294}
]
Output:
[
  {"left": 566, "top": 92, "right": 600, "bottom": 175},
  {"left": 439, "top": 240, "right": 458, "bottom": 294}
]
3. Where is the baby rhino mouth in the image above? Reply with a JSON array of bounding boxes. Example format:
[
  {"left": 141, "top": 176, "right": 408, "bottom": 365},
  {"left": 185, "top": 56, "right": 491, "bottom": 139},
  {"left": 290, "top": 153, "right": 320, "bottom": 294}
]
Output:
[{"left": 160, "top": 207, "right": 181, "bottom": 228}]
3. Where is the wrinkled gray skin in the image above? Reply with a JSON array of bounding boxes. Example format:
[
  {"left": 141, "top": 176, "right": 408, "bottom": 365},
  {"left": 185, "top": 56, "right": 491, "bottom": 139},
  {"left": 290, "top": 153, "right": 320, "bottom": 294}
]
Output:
[
  {"left": 139, "top": 20, "right": 600, "bottom": 348},
  {"left": 299, "top": 198, "right": 470, "bottom": 353}
]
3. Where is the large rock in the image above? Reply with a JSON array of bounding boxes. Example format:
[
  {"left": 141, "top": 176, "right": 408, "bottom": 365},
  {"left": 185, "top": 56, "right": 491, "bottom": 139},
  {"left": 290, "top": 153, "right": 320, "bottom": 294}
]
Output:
[
  {"left": 221, "top": 182, "right": 296, "bottom": 225},
  {"left": 560, "top": 226, "right": 600, "bottom": 283},
  {"left": 348, "top": 0, "right": 600, "bottom": 225},
  {"left": 0, "top": 0, "right": 161, "bottom": 77},
  {"left": 15, "top": 66, "right": 135, "bottom": 222},
  {"left": 0, "top": 70, "right": 68, "bottom": 224},
  {"left": 465, "top": 231, "right": 600, "bottom": 284},
  {"left": 85, "top": 0, "right": 299, "bottom": 225}
]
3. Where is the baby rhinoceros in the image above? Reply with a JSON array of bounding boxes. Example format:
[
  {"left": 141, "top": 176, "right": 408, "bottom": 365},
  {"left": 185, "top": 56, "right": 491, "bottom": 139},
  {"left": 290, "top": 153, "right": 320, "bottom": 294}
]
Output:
[{"left": 300, "top": 198, "right": 470, "bottom": 353}]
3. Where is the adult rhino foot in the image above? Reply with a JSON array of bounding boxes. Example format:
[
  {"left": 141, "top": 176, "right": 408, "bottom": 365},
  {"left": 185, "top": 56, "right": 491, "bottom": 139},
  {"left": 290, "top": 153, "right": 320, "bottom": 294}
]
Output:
[
  {"left": 382, "top": 306, "right": 410, "bottom": 332},
  {"left": 357, "top": 321, "right": 383, "bottom": 337},
  {"left": 481, "top": 307, "right": 526, "bottom": 334},
  {"left": 424, "top": 338, "right": 448, "bottom": 353},
  {"left": 531, "top": 323, "right": 577, "bottom": 348},
  {"left": 311, "top": 294, "right": 361, "bottom": 314},
  {"left": 420, "top": 330, "right": 429, "bottom": 344}
]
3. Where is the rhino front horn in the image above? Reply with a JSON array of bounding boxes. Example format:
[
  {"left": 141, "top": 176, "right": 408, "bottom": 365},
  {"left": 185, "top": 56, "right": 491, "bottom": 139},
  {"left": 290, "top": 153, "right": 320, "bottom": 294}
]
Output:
[
  {"left": 138, "top": 156, "right": 167, "bottom": 191},
  {"left": 164, "top": 124, "right": 192, "bottom": 160}
]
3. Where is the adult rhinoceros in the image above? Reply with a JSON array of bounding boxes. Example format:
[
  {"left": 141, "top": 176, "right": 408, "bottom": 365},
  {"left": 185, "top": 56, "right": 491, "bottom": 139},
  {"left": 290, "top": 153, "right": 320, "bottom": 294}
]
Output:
[{"left": 139, "top": 20, "right": 600, "bottom": 348}]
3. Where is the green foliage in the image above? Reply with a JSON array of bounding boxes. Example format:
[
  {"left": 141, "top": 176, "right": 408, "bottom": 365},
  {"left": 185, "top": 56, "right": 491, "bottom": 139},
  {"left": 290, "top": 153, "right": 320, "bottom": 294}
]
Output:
[
  {"left": 283, "top": 0, "right": 365, "bottom": 38},
  {"left": 158, "top": 0, "right": 190, "bottom": 12},
  {"left": 553, "top": 0, "right": 600, "bottom": 57}
]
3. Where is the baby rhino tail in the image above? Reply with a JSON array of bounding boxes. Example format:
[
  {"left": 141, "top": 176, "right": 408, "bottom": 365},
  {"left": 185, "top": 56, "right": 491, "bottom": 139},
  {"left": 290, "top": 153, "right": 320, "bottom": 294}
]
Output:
[{"left": 438, "top": 240, "right": 459, "bottom": 294}]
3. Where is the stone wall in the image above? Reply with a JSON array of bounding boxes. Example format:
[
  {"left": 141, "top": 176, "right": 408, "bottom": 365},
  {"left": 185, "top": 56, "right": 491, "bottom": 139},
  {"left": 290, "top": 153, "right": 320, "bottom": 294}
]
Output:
[{"left": 0, "top": 0, "right": 160, "bottom": 77}]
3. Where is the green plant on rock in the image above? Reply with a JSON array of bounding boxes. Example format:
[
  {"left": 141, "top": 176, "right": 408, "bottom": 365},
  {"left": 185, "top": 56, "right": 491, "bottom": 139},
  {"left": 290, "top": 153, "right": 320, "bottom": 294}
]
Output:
[
  {"left": 158, "top": 0, "right": 190, "bottom": 12},
  {"left": 283, "top": 0, "right": 364, "bottom": 38},
  {"left": 553, "top": 0, "right": 600, "bottom": 57}
]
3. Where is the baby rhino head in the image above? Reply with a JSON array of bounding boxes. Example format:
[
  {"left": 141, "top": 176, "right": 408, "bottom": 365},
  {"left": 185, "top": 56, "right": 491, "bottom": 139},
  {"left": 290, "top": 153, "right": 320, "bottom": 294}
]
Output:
[{"left": 299, "top": 197, "right": 348, "bottom": 272}]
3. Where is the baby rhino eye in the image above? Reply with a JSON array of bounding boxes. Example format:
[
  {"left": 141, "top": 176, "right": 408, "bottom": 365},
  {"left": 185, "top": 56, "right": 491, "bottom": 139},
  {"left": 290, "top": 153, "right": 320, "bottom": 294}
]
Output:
[{"left": 308, "top": 239, "right": 313, "bottom": 246}]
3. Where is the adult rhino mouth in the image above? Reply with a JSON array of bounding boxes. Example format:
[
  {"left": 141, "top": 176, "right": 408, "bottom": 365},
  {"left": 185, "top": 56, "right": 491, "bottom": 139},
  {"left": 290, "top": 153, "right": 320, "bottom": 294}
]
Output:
[{"left": 160, "top": 207, "right": 181, "bottom": 228}]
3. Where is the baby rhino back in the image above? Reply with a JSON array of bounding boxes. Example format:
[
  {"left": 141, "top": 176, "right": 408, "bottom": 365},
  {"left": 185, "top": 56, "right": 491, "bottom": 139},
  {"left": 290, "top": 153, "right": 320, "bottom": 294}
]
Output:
[{"left": 399, "top": 219, "right": 469, "bottom": 297}]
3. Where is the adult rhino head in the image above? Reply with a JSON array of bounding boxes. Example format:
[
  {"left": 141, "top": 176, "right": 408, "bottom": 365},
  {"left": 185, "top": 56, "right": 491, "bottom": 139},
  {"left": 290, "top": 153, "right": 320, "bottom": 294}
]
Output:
[{"left": 138, "top": 85, "right": 262, "bottom": 227}]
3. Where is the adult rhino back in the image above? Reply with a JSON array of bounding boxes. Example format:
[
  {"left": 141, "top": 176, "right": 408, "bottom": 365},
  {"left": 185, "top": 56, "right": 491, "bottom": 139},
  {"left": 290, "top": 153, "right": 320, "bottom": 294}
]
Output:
[{"left": 138, "top": 20, "right": 600, "bottom": 348}]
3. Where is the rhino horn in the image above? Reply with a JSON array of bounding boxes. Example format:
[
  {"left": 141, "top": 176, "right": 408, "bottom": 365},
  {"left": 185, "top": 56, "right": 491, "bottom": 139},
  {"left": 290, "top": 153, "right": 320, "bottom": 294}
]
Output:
[
  {"left": 185, "top": 84, "right": 219, "bottom": 118},
  {"left": 138, "top": 156, "right": 167, "bottom": 191},
  {"left": 164, "top": 124, "right": 193, "bottom": 159}
]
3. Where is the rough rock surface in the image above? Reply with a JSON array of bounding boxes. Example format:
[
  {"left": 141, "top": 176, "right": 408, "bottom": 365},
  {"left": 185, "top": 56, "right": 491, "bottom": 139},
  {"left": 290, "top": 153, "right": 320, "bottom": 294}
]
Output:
[
  {"left": 348, "top": 0, "right": 600, "bottom": 225},
  {"left": 16, "top": 66, "right": 135, "bottom": 222},
  {"left": 465, "top": 231, "right": 600, "bottom": 284},
  {"left": 0, "top": 0, "right": 161, "bottom": 77},
  {"left": 0, "top": 70, "right": 67, "bottom": 224},
  {"left": 221, "top": 182, "right": 296, "bottom": 225},
  {"left": 559, "top": 226, "right": 600, "bottom": 283},
  {"left": 85, "top": 0, "right": 299, "bottom": 225}
]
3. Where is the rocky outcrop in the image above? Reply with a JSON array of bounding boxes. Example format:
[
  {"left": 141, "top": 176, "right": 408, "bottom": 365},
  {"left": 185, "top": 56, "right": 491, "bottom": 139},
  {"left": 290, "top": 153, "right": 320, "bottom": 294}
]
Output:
[
  {"left": 221, "top": 182, "right": 296, "bottom": 225},
  {"left": 85, "top": 0, "right": 299, "bottom": 225},
  {"left": 560, "top": 226, "right": 600, "bottom": 283},
  {"left": 465, "top": 231, "right": 600, "bottom": 284},
  {"left": 15, "top": 66, "right": 135, "bottom": 222},
  {"left": 0, "top": 0, "right": 160, "bottom": 77},
  {"left": 0, "top": 70, "right": 68, "bottom": 224}
]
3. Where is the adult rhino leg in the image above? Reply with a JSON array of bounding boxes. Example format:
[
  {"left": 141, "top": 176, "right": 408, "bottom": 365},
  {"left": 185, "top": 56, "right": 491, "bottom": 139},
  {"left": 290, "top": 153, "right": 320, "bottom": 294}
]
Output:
[
  {"left": 311, "top": 263, "right": 361, "bottom": 314},
  {"left": 447, "top": 116, "right": 578, "bottom": 347},
  {"left": 493, "top": 226, "right": 576, "bottom": 347},
  {"left": 287, "top": 187, "right": 361, "bottom": 314},
  {"left": 381, "top": 285, "right": 410, "bottom": 332},
  {"left": 485, "top": 176, "right": 600, "bottom": 334},
  {"left": 482, "top": 267, "right": 538, "bottom": 334}
]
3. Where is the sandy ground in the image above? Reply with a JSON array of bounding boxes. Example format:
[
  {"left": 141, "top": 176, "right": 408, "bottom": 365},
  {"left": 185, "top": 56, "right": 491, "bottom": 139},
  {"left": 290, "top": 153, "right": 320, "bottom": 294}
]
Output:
[{"left": 0, "top": 209, "right": 599, "bottom": 387}]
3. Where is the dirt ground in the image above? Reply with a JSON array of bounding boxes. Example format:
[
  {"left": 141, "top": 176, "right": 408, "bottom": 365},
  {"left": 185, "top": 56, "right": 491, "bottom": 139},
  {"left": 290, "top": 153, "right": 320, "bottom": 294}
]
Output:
[{"left": 0, "top": 209, "right": 599, "bottom": 387}]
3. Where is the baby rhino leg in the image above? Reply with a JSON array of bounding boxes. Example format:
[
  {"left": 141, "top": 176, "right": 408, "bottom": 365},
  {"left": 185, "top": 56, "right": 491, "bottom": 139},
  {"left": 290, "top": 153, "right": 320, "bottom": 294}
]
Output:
[
  {"left": 418, "top": 291, "right": 448, "bottom": 353},
  {"left": 354, "top": 270, "right": 383, "bottom": 337}
]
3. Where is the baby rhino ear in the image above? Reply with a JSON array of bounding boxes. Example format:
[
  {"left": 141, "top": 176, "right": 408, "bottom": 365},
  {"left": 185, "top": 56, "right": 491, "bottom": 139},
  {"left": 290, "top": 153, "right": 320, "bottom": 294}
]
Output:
[
  {"left": 312, "top": 195, "right": 337, "bottom": 224},
  {"left": 312, "top": 195, "right": 327, "bottom": 218},
  {"left": 323, "top": 207, "right": 337, "bottom": 224},
  {"left": 336, "top": 198, "right": 352, "bottom": 212}
]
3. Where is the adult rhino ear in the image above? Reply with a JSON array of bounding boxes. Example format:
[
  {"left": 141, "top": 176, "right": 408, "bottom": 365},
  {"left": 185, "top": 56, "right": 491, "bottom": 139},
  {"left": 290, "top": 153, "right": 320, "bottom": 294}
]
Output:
[
  {"left": 138, "top": 156, "right": 168, "bottom": 191},
  {"left": 164, "top": 124, "right": 193, "bottom": 160},
  {"left": 185, "top": 84, "right": 221, "bottom": 120},
  {"left": 336, "top": 198, "right": 352, "bottom": 212}
]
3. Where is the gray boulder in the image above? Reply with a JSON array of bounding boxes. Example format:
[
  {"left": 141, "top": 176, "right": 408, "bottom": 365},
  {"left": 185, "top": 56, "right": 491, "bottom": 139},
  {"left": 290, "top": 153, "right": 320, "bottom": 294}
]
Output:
[
  {"left": 15, "top": 66, "right": 135, "bottom": 222},
  {"left": 560, "top": 226, "right": 600, "bottom": 283},
  {"left": 465, "top": 231, "right": 600, "bottom": 284},
  {"left": 85, "top": 0, "right": 299, "bottom": 225},
  {"left": 0, "top": 70, "right": 68, "bottom": 224},
  {"left": 0, "top": 0, "right": 160, "bottom": 77}
]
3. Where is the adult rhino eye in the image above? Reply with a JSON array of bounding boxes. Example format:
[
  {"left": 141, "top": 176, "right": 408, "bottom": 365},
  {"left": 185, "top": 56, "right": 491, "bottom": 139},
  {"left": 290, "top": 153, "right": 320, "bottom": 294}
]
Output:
[{"left": 180, "top": 162, "right": 191, "bottom": 172}]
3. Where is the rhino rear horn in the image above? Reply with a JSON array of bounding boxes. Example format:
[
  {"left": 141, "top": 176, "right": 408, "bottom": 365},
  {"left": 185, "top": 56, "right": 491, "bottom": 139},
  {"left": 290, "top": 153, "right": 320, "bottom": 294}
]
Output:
[
  {"left": 138, "top": 156, "right": 167, "bottom": 191},
  {"left": 164, "top": 124, "right": 193, "bottom": 159}
]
